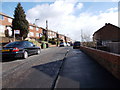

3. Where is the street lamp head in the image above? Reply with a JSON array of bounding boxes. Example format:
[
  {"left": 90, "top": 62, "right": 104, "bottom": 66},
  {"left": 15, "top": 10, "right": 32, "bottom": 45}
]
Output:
[{"left": 35, "top": 19, "right": 39, "bottom": 21}]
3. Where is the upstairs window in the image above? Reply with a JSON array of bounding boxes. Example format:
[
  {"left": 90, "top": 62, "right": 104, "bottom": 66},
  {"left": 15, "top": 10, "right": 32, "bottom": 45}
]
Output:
[
  {"left": 36, "top": 33, "right": 39, "bottom": 37},
  {"left": 29, "top": 32, "right": 34, "bottom": 36},
  {"left": 29, "top": 26, "right": 33, "bottom": 30},
  {"left": 36, "top": 27, "right": 39, "bottom": 31},
  {"left": 0, "top": 15, "right": 4, "bottom": 20},
  {"left": 8, "top": 18, "right": 12, "bottom": 23},
  {"left": 0, "top": 25, "right": 5, "bottom": 33}
]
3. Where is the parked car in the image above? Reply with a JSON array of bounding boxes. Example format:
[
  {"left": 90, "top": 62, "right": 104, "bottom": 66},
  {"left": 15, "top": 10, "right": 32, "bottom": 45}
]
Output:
[
  {"left": 66, "top": 43, "right": 70, "bottom": 46},
  {"left": 0, "top": 42, "right": 9, "bottom": 47},
  {"left": 59, "top": 42, "right": 67, "bottom": 47},
  {"left": 73, "top": 41, "right": 81, "bottom": 49},
  {"left": 1, "top": 41, "right": 41, "bottom": 59}
]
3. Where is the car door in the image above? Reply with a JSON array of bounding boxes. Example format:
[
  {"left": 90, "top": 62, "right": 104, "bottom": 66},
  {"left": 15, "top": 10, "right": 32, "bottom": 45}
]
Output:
[{"left": 24, "top": 41, "right": 36, "bottom": 55}]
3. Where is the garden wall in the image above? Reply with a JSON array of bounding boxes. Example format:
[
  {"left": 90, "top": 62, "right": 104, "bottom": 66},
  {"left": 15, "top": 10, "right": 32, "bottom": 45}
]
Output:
[{"left": 80, "top": 46, "right": 120, "bottom": 80}]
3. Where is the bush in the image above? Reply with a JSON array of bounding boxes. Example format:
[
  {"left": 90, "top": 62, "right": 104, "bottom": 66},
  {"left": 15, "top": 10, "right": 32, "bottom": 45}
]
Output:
[{"left": 27, "top": 39, "right": 41, "bottom": 47}]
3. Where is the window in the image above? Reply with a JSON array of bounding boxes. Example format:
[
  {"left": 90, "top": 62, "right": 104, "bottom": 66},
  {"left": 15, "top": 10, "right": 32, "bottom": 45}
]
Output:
[
  {"left": 25, "top": 41, "right": 34, "bottom": 47},
  {"left": 29, "top": 26, "right": 33, "bottom": 29},
  {"left": 0, "top": 15, "right": 4, "bottom": 20},
  {"left": 36, "top": 33, "right": 39, "bottom": 37},
  {"left": 5, "top": 41, "right": 23, "bottom": 47},
  {"left": 8, "top": 18, "right": 12, "bottom": 23},
  {"left": 29, "top": 32, "right": 34, "bottom": 36},
  {"left": 36, "top": 27, "right": 39, "bottom": 31},
  {"left": 0, "top": 25, "right": 5, "bottom": 33}
]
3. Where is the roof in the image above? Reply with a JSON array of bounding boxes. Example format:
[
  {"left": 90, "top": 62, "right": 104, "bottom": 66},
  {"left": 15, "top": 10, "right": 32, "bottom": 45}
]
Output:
[
  {"left": 29, "top": 23, "right": 46, "bottom": 30},
  {"left": 93, "top": 23, "right": 120, "bottom": 36},
  {"left": 48, "top": 30, "right": 57, "bottom": 33},
  {"left": 0, "top": 12, "right": 13, "bottom": 19}
]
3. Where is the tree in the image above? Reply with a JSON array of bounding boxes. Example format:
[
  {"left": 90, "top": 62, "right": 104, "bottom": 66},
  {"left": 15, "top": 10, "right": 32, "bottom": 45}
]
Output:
[
  {"left": 40, "top": 35, "right": 45, "bottom": 41},
  {"left": 12, "top": 3, "right": 29, "bottom": 39}
]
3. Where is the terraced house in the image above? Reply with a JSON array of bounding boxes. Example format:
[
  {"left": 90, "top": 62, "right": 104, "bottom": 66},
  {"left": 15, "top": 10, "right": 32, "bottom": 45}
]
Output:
[
  {"left": 28, "top": 24, "right": 43, "bottom": 39},
  {"left": 0, "top": 12, "right": 72, "bottom": 43},
  {"left": 0, "top": 12, "right": 13, "bottom": 38},
  {"left": 48, "top": 30, "right": 57, "bottom": 39}
]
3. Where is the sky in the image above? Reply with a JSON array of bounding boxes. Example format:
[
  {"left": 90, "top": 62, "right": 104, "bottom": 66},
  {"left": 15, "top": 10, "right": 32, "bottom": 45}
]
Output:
[{"left": 1, "top": 0, "right": 119, "bottom": 41}]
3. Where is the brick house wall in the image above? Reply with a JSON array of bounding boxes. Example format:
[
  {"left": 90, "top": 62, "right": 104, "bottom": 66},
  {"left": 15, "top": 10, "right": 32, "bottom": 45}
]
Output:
[
  {"left": 93, "top": 23, "right": 120, "bottom": 44},
  {"left": 0, "top": 12, "right": 13, "bottom": 37},
  {"left": 0, "top": 12, "right": 72, "bottom": 42},
  {"left": 59, "top": 34, "right": 65, "bottom": 42},
  {"left": 28, "top": 24, "right": 42, "bottom": 39},
  {"left": 93, "top": 23, "right": 120, "bottom": 54},
  {"left": 48, "top": 30, "right": 57, "bottom": 39},
  {"left": 0, "top": 13, "right": 12, "bottom": 26},
  {"left": 0, "top": 13, "right": 43, "bottom": 40}
]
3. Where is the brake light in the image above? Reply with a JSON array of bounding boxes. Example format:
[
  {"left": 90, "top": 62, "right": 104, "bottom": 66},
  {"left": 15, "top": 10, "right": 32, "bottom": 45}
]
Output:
[{"left": 12, "top": 47, "right": 19, "bottom": 52}]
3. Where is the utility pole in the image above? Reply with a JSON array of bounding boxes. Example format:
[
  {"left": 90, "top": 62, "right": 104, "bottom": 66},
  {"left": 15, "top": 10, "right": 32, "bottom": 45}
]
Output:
[
  {"left": 46, "top": 20, "right": 48, "bottom": 41},
  {"left": 46, "top": 20, "right": 48, "bottom": 30},
  {"left": 81, "top": 29, "right": 83, "bottom": 45},
  {"left": 56, "top": 31, "right": 59, "bottom": 47}
]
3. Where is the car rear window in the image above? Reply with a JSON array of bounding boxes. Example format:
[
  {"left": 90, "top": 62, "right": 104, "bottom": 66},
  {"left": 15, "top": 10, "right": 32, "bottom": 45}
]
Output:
[
  {"left": 5, "top": 41, "right": 23, "bottom": 47},
  {"left": 74, "top": 42, "right": 80, "bottom": 46}
]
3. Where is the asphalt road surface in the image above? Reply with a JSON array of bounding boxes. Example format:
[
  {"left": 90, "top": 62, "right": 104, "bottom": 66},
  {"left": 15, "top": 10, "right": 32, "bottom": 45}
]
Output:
[
  {"left": 2, "top": 47, "right": 70, "bottom": 88},
  {"left": 2, "top": 47, "right": 120, "bottom": 89}
]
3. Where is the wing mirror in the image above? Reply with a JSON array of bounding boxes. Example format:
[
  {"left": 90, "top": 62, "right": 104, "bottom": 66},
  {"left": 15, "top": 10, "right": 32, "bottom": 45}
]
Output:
[{"left": 33, "top": 45, "right": 36, "bottom": 47}]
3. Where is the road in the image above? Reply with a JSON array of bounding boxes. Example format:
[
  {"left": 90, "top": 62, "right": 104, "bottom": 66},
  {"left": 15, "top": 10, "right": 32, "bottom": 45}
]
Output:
[
  {"left": 2, "top": 47, "right": 70, "bottom": 88},
  {"left": 2, "top": 47, "right": 120, "bottom": 88}
]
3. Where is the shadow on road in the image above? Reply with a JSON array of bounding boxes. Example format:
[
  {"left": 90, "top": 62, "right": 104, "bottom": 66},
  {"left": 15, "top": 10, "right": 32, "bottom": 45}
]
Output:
[
  {"left": 1, "top": 58, "right": 18, "bottom": 62},
  {"left": 32, "top": 60, "right": 63, "bottom": 78}
]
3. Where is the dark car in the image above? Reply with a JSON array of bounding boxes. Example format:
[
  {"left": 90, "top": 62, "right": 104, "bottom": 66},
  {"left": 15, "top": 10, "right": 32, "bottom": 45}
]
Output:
[
  {"left": 73, "top": 41, "right": 81, "bottom": 49},
  {"left": 1, "top": 41, "right": 41, "bottom": 59}
]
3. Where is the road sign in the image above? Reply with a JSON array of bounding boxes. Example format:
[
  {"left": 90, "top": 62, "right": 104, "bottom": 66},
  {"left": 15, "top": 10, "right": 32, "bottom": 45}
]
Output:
[
  {"left": 39, "top": 33, "right": 43, "bottom": 37},
  {"left": 14, "top": 30, "right": 20, "bottom": 34}
]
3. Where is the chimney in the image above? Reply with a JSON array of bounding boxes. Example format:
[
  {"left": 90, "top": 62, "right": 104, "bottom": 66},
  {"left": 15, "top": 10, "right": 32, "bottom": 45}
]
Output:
[{"left": 105, "top": 23, "right": 108, "bottom": 26}]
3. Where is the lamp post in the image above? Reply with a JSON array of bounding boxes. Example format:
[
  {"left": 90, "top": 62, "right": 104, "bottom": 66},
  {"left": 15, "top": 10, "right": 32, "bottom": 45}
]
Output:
[
  {"left": 34, "top": 19, "right": 39, "bottom": 39},
  {"left": 34, "top": 19, "right": 39, "bottom": 25}
]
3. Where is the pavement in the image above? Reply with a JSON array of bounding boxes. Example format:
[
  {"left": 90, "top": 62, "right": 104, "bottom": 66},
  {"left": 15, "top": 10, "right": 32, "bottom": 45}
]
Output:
[{"left": 55, "top": 49, "right": 120, "bottom": 88}]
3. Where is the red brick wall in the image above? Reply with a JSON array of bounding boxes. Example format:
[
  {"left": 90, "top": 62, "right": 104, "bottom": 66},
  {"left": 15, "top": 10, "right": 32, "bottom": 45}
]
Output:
[
  {"left": 93, "top": 24, "right": 120, "bottom": 41},
  {"left": 28, "top": 25, "right": 42, "bottom": 39},
  {"left": 0, "top": 16, "right": 12, "bottom": 26},
  {"left": 80, "top": 46, "right": 120, "bottom": 80}
]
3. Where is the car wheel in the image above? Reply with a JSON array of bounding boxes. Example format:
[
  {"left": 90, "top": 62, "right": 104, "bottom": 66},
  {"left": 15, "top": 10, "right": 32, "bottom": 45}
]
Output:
[
  {"left": 36, "top": 49, "right": 41, "bottom": 54},
  {"left": 23, "top": 51, "right": 28, "bottom": 59}
]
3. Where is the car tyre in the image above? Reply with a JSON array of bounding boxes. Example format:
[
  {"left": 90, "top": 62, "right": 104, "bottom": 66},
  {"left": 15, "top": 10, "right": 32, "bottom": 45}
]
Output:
[
  {"left": 23, "top": 51, "right": 28, "bottom": 59},
  {"left": 36, "top": 49, "right": 41, "bottom": 54}
]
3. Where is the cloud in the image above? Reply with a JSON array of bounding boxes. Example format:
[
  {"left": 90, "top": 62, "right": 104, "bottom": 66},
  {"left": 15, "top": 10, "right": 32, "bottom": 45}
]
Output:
[
  {"left": 107, "top": 7, "right": 118, "bottom": 12},
  {"left": 76, "top": 3, "right": 83, "bottom": 9},
  {"left": 26, "top": 1, "right": 118, "bottom": 41}
]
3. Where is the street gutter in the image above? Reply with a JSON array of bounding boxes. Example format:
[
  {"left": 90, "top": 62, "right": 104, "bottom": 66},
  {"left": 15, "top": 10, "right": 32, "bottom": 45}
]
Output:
[{"left": 51, "top": 49, "right": 70, "bottom": 90}]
